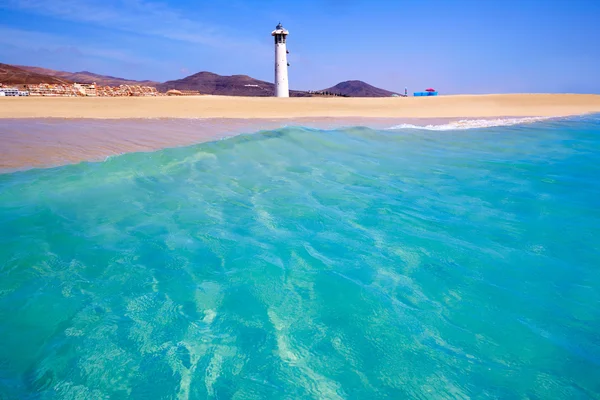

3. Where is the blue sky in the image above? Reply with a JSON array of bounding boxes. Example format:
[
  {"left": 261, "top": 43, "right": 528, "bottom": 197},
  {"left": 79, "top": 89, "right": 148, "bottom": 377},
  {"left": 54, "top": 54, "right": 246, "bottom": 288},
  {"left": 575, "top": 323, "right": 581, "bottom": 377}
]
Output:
[{"left": 1, "top": 0, "right": 599, "bottom": 93}]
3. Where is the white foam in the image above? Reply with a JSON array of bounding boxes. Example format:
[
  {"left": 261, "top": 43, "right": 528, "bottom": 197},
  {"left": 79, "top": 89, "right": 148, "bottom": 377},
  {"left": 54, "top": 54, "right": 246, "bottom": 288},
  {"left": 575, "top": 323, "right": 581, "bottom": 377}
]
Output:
[{"left": 387, "top": 116, "right": 553, "bottom": 131}]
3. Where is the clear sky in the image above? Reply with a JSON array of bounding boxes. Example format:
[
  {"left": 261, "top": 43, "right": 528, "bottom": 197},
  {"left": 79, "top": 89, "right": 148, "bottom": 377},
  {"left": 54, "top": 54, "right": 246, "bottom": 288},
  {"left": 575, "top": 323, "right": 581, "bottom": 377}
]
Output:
[{"left": 1, "top": 0, "right": 599, "bottom": 94}]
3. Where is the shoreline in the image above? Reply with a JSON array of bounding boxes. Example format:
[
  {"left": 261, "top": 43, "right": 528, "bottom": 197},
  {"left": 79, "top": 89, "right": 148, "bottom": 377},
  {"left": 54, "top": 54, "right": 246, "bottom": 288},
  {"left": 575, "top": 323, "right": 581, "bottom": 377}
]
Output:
[
  {"left": 1, "top": 94, "right": 600, "bottom": 119},
  {"left": 0, "top": 117, "right": 434, "bottom": 172},
  {"left": 0, "top": 115, "right": 574, "bottom": 173},
  {"left": 2, "top": 92, "right": 599, "bottom": 173}
]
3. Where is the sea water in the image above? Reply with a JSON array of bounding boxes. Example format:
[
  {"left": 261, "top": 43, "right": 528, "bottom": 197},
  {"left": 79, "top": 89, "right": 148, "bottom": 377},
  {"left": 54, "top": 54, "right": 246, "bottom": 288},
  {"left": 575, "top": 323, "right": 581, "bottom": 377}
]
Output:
[{"left": 1, "top": 117, "right": 599, "bottom": 399}]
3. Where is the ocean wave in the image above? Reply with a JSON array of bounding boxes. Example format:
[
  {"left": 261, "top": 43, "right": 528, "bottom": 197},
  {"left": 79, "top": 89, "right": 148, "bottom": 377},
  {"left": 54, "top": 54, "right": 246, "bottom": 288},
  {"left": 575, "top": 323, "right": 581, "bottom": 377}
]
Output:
[
  {"left": 387, "top": 116, "right": 554, "bottom": 131},
  {"left": 2, "top": 117, "right": 600, "bottom": 398}
]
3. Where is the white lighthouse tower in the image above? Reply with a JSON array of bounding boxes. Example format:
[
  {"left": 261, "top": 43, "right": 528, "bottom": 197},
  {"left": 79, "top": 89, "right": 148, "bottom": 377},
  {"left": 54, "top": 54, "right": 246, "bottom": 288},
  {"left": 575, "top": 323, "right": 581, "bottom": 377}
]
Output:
[{"left": 271, "top": 22, "right": 289, "bottom": 97}]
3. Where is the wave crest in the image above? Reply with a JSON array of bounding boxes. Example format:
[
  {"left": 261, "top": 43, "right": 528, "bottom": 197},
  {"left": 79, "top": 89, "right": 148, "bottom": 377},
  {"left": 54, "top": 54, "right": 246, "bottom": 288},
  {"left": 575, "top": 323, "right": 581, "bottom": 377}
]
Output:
[{"left": 387, "top": 117, "right": 553, "bottom": 131}]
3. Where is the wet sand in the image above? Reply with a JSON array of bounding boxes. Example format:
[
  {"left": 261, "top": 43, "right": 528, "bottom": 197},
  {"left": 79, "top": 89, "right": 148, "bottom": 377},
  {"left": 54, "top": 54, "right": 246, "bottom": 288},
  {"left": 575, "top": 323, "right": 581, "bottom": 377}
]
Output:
[
  {"left": 2, "top": 94, "right": 600, "bottom": 119},
  {"left": 0, "top": 117, "right": 418, "bottom": 171}
]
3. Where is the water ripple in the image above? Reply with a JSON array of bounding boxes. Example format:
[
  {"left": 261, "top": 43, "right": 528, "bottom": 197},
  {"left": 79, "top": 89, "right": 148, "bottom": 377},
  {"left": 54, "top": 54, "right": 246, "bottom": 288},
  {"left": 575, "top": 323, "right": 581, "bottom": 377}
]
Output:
[{"left": 1, "top": 117, "right": 600, "bottom": 398}]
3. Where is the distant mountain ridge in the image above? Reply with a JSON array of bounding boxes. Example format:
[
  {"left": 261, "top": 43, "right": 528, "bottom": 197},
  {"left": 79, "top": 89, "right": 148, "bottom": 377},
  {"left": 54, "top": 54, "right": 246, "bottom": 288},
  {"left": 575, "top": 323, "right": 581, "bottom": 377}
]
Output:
[
  {"left": 158, "top": 71, "right": 273, "bottom": 96},
  {"left": 15, "top": 65, "right": 159, "bottom": 87},
  {"left": 157, "top": 71, "right": 311, "bottom": 97},
  {"left": 0, "top": 63, "right": 71, "bottom": 85},
  {"left": 5, "top": 64, "right": 397, "bottom": 97},
  {"left": 321, "top": 80, "right": 397, "bottom": 97}
]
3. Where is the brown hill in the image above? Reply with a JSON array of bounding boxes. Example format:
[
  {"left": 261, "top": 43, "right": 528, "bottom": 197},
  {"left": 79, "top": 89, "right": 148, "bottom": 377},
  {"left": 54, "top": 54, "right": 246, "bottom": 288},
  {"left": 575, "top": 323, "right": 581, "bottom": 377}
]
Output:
[
  {"left": 321, "top": 80, "right": 397, "bottom": 97},
  {"left": 15, "top": 65, "right": 158, "bottom": 87},
  {"left": 0, "top": 63, "right": 71, "bottom": 85},
  {"left": 157, "top": 71, "right": 311, "bottom": 97},
  {"left": 157, "top": 72, "right": 272, "bottom": 96}
]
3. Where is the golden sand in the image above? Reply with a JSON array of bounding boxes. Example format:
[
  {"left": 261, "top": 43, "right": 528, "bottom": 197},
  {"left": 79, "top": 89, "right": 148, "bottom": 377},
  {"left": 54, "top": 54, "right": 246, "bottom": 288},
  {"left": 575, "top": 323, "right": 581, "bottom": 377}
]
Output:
[{"left": 2, "top": 94, "right": 600, "bottom": 119}]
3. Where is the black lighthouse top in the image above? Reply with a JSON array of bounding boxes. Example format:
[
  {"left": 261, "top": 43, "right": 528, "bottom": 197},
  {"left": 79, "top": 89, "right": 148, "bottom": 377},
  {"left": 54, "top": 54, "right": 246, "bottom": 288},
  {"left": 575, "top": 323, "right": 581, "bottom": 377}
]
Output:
[{"left": 271, "top": 22, "right": 289, "bottom": 37}]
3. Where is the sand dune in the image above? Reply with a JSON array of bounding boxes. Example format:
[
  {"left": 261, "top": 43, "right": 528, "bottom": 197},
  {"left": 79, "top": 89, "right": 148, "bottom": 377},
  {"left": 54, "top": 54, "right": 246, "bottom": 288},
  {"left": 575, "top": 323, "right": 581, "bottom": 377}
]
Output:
[{"left": 1, "top": 94, "right": 600, "bottom": 119}]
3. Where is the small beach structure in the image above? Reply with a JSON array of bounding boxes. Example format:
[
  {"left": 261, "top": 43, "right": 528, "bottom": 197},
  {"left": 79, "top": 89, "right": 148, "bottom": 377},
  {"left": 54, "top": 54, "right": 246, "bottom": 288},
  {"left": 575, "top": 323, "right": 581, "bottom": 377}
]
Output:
[
  {"left": 166, "top": 89, "right": 200, "bottom": 96},
  {"left": 414, "top": 88, "right": 438, "bottom": 97},
  {"left": 271, "top": 22, "right": 290, "bottom": 98}
]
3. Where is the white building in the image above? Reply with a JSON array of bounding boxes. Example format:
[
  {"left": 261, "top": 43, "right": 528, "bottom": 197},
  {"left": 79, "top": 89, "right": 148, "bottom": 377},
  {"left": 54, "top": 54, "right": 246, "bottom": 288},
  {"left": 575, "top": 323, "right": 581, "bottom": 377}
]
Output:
[
  {"left": 74, "top": 83, "right": 97, "bottom": 96},
  {"left": 271, "top": 22, "right": 290, "bottom": 98},
  {"left": 0, "top": 88, "right": 19, "bottom": 96},
  {"left": 0, "top": 87, "right": 28, "bottom": 96}
]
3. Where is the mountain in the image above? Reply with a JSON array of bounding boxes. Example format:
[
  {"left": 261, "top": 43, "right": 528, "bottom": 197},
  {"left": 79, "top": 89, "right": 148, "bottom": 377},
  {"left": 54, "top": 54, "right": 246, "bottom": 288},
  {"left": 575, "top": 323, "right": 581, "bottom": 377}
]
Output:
[
  {"left": 6, "top": 63, "right": 396, "bottom": 98},
  {"left": 321, "top": 80, "right": 397, "bottom": 97},
  {"left": 0, "top": 63, "right": 71, "bottom": 85},
  {"left": 157, "top": 71, "right": 311, "bottom": 97},
  {"left": 157, "top": 72, "right": 272, "bottom": 96},
  {"left": 15, "top": 65, "right": 158, "bottom": 87}
]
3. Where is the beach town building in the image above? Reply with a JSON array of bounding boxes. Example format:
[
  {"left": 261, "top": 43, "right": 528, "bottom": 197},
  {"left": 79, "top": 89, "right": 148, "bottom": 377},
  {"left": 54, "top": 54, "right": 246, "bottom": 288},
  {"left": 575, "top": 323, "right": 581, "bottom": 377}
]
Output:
[
  {"left": 271, "top": 22, "right": 290, "bottom": 97},
  {"left": 74, "top": 83, "right": 97, "bottom": 96},
  {"left": 0, "top": 87, "right": 19, "bottom": 96},
  {"left": 18, "top": 83, "right": 159, "bottom": 97},
  {"left": 95, "top": 84, "right": 158, "bottom": 97},
  {"left": 27, "top": 83, "right": 82, "bottom": 96},
  {"left": 0, "top": 80, "right": 157, "bottom": 97},
  {"left": 0, "top": 86, "right": 29, "bottom": 96}
]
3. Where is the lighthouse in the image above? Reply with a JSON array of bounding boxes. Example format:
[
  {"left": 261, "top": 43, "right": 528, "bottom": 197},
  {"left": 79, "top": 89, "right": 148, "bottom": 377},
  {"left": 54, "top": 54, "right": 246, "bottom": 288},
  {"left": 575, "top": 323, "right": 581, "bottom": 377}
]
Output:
[{"left": 271, "top": 22, "right": 289, "bottom": 97}]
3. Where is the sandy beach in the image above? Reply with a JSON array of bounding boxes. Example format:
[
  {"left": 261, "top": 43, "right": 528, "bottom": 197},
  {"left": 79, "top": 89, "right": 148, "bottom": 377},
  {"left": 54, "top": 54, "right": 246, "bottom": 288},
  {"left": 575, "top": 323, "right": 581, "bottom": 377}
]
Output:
[
  {"left": 2, "top": 93, "right": 600, "bottom": 171},
  {"left": 2, "top": 94, "right": 600, "bottom": 119}
]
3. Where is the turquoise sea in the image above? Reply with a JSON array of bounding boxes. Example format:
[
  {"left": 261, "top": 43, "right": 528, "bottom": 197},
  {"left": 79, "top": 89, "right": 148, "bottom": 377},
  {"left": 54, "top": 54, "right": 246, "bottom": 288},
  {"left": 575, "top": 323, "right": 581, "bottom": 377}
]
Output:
[{"left": 1, "top": 116, "right": 599, "bottom": 399}]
